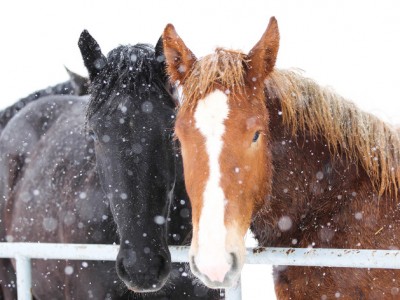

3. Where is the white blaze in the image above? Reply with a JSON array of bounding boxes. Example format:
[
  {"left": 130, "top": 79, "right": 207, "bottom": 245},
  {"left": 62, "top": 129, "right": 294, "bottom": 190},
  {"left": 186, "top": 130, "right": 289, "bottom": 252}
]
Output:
[{"left": 194, "top": 89, "right": 231, "bottom": 282}]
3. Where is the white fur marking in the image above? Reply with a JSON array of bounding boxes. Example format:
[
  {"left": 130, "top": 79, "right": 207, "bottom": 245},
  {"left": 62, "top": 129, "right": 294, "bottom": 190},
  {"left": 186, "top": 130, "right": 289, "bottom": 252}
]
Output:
[{"left": 194, "top": 90, "right": 231, "bottom": 282}]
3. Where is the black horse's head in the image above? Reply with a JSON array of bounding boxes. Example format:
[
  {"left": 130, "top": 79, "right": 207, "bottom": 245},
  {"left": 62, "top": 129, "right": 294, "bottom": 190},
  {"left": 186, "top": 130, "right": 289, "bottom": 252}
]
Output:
[{"left": 78, "top": 30, "right": 178, "bottom": 292}]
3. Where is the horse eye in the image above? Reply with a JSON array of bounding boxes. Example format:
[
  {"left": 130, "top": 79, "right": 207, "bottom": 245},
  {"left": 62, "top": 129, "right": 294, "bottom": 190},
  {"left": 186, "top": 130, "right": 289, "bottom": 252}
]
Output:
[
  {"left": 252, "top": 131, "right": 261, "bottom": 143},
  {"left": 88, "top": 130, "right": 97, "bottom": 140}
]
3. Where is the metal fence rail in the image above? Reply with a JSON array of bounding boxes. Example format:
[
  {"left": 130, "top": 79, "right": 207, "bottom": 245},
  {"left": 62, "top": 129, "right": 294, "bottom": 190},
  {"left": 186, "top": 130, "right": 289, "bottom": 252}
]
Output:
[{"left": 1, "top": 243, "right": 400, "bottom": 300}]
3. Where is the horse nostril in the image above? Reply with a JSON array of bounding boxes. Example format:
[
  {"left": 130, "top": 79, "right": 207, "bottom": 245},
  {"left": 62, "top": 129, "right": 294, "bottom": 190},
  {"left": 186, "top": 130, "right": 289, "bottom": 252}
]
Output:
[
  {"left": 151, "top": 253, "right": 170, "bottom": 278},
  {"left": 117, "top": 249, "right": 137, "bottom": 272},
  {"left": 190, "top": 254, "right": 200, "bottom": 274},
  {"left": 229, "top": 252, "right": 238, "bottom": 271},
  {"left": 116, "top": 248, "right": 171, "bottom": 291},
  {"left": 116, "top": 256, "right": 128, "bottom": 278}
]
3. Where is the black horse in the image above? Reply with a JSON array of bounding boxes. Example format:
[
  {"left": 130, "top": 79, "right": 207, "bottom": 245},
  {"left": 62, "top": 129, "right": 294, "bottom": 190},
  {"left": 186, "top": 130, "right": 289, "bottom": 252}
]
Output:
[
  {"left": 0, "top": 31, "right": 222, "bottom": 299},
  {"left": 0, "top": 69, "right": 89, "bottom": 299}
]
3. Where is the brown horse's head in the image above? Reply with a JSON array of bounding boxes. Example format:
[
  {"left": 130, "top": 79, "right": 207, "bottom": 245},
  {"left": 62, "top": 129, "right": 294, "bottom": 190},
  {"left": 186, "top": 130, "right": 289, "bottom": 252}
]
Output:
[{"left": 163, "top": 17, "right": 279, "bottom": 288}]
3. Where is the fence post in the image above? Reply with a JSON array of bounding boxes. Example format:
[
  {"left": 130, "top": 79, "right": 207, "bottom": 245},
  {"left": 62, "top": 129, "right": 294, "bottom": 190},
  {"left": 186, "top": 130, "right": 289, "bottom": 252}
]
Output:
[
  {"left": 225, "top": 277, "right": 242, "bottom": 300},
  {"left": 15, "top": 254, "right": 32, "bottom": 300}
]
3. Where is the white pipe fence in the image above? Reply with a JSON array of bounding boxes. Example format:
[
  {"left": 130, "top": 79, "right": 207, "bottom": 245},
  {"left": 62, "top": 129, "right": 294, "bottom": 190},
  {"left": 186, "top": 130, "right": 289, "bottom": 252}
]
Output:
[{"left": 1, "top": 243, "right": 400, "bottom": 300}]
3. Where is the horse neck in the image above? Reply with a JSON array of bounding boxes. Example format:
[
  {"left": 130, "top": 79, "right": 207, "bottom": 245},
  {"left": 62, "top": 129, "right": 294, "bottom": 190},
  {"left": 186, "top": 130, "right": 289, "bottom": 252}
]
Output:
[
  {"left": 0, "top": 80, "right": 84, "bottom": 132},
  {"left": 251, "top": 97, "right": 381, "bottom": 248}
]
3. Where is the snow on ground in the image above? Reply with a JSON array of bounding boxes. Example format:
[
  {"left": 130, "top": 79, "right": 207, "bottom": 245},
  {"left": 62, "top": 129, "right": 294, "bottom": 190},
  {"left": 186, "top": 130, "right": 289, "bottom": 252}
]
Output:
[{"left": 1, "top": 0, "right": 400, "bottom": 299}]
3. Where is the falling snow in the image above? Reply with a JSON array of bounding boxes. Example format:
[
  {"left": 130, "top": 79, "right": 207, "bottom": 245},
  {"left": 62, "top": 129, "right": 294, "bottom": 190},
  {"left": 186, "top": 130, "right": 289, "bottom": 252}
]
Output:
[
  {"left": 3, "top": 4, "right": 400, "bottom": 300},
  {"left": 63, "top": 211, "right": 76, "bottom": 226},
  {"left": 131, "top": 143, "right": 143, "bottom": 154},
  {"left": 355, "top": 212, "right": 363, "bottom": 220},
  {"left": 64, "top": 266, "right": 74, "bottom": 275},
  {"left": 102, "top": 135, "right": 110, "bottom": 143},
  {"left": 278, "top": 216, "right": 292, "bottom": 232},
  {"left": 141, "top": 101, "right": 153, "bottom": 113},
  {"left": 154, "top": 215, "right": 166, "bottom": 225},
  {"left": 43, "top": 217, "right": 58, "bottom": 232}
]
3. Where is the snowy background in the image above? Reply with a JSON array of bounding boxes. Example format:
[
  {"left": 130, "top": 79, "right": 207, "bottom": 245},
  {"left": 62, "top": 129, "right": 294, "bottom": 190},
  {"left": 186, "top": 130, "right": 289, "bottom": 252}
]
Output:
[{"left": 1, "top": 0, "right": 400, "bottom": 298}]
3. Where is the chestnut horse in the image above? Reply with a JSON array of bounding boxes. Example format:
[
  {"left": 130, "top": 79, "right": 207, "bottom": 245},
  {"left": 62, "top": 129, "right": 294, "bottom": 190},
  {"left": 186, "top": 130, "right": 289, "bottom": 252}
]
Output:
[{"left": 163, "top": 17, "right": 400, "bottom": 299}]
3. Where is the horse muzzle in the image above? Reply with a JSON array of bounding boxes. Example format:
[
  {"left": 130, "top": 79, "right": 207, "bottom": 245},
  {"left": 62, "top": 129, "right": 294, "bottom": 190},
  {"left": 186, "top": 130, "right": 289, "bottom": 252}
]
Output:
[
  {"left": 189, "top": 250, "right": 241, "bottom": 288},
  {"left": 116, "top": 246, "right": 171, "bottom": 292}
]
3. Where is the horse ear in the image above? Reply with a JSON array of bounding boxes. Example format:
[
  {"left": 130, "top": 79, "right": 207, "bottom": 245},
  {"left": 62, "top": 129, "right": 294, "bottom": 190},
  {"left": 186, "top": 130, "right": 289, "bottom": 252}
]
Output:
[
  {"left": 162, "top": 24, "right": 196, "bottom": 84},
  {"left": 78, "top": 30, "right": 107, "bottom": 81},
  {"left": 64, "top": 66, "right": 89, "bottom": 96},
  {"left": 155, "top": 36, "right": 164, "bottom": 60},
  {"left": 246, "top": 17, "right": 280, "bottom": 83}
]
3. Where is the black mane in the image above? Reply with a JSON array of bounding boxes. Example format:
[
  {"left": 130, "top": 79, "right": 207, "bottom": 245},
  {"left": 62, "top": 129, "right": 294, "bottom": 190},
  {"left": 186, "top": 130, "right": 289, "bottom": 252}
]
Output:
[
  {"left": 87, "top": 43, "right": 171, "bottom": 119},
  {"left": 0, "top": 78, "right": 88, "bottom": 132}
]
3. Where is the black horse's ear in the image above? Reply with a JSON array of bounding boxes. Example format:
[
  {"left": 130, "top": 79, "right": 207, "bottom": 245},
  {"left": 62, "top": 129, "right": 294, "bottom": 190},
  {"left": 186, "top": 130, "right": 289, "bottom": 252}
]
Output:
[
  {"left": 64, "top": 66, "right": 90, "bottom": 96},
  {"left": 78, "top": 30, "right": 107, "bottom": 81},
  {"left": 155, "top": 36, "right": 165, "bottom": 63}
]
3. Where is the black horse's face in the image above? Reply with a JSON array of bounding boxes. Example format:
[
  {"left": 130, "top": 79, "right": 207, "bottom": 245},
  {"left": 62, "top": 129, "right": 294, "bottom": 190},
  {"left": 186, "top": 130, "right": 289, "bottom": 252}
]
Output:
[
  {"left": 79, "top": 31, "right": 177, "bottom": 292},
  {"left": 88, "top": 95, "right": 175, "bottom": 292}
]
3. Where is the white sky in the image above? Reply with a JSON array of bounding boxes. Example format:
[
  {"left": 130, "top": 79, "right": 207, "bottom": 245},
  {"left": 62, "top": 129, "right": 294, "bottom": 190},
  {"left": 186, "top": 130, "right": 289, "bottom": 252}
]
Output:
[
  {"left": 2, "top": 0, "right": 400, "bottom": 125},
  {"left": 1, "top": 0, "right": 400, "bottom": 298}
]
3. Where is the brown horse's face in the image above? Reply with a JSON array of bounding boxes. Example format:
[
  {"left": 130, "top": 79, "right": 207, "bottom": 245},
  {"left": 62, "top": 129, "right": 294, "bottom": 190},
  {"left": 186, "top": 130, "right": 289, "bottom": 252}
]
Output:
[
  {"left": 163, "top": 17, "right": 280, "bottom": 288},
  {"left": 175, "top": 89, "right": 272, "bottom": 287}
]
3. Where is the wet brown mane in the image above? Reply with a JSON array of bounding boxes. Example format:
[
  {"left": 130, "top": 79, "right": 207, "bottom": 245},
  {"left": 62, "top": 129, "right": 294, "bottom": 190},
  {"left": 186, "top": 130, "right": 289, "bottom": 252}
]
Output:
[
  {"left": 179, "top": 48, "right": 248, "bottom": 113},
  {"left": 179, "top": 47, "right": 400, "bottom": 196},
  {"left": 266, "top": 69, "right": 400, "bottom": 196}
]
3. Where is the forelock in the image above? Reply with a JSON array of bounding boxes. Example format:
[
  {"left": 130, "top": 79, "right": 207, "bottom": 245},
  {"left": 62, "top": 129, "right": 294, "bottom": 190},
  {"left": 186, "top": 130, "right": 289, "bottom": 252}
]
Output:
[
  {"left": 180, "top": 48, "right": 248, "bottom": 113},
  {"left": 86, "top": 44, "right": 169, "bottom": 120}
]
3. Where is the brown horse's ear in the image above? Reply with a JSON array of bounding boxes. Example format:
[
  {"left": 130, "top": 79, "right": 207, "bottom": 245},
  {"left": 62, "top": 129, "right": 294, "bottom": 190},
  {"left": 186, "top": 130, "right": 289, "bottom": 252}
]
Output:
[
  {"left": 162, "top": 24, "right": 196, "bottom": 84},
  {"left": 246, "top": 17, "right": 280, "bottom": 83}
]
